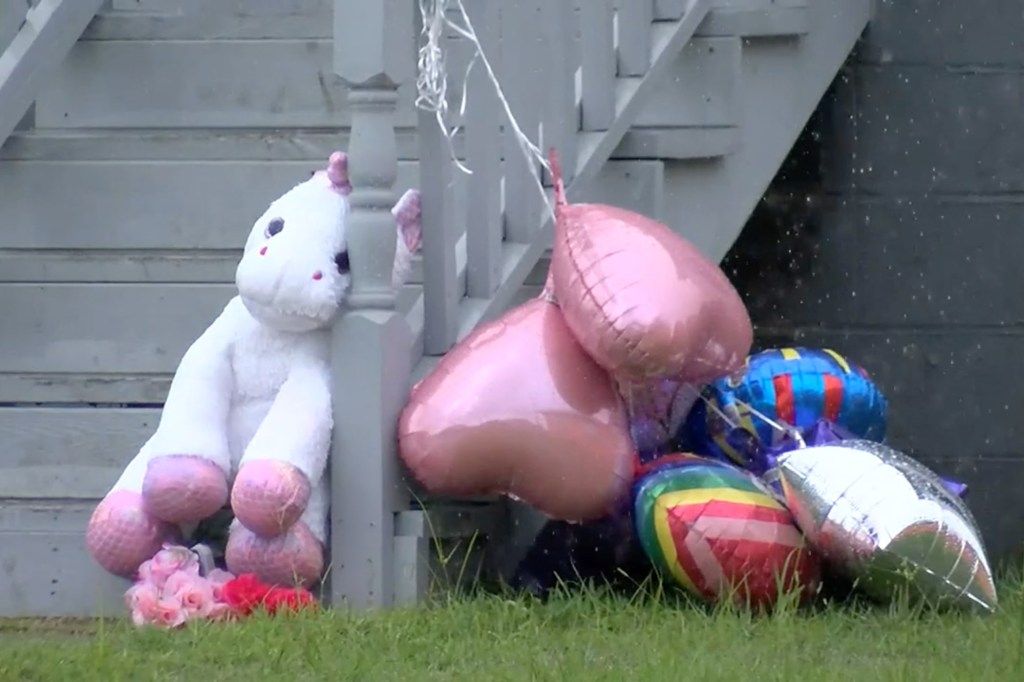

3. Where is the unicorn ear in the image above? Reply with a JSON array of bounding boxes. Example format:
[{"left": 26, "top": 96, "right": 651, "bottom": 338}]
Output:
[
  {"left": 326, "top": 151, "right": 351, "bottom": 195},
  {"left": 392, "top": 189, "right": 422, "bottom": 253}
]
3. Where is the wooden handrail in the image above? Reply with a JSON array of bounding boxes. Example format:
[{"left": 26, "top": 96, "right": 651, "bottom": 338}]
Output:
[{"left": 0, "top": 0, "right": 106, "bottom": 148}]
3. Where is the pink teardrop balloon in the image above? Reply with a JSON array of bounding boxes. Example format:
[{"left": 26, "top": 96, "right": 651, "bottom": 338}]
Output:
[
  {"left": 398, "top": 296, "right": 635, "bottom": 521},
  {"left": 547, "top": 149, "right": 753, "bottom": 386}
]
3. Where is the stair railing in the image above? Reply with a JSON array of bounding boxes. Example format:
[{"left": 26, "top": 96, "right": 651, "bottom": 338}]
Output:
[
  {"left": 0, "top": 0, "right": 106, "bottom": 148},
  {"left": 328, "top": 0, "right": 710, "bottom": 609}
]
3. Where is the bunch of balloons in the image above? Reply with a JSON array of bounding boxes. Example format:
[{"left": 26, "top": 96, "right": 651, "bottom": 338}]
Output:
[{"left": 398, "top": 150, "right": 998, "bottom": 613}]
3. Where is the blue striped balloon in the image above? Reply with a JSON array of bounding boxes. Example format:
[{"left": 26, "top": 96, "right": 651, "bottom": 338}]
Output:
[{"left": 679, "top": 347, "right": 888, "bottom": 469}]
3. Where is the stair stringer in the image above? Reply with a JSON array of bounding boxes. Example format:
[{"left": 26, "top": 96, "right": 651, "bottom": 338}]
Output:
[{"left": 662, "top": 0, "right": 872, "bottom": 263}]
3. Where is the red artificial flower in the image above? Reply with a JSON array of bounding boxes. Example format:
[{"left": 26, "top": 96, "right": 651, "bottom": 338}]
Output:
[
  {"left": 219, "top": 573, "right": 318, "bottom": 617},
  {"left": 219, "top": 574, "right": 273, "bottom": 616},
  {"left": 263, "top": 586, "right": 318, "bottom": 615}
]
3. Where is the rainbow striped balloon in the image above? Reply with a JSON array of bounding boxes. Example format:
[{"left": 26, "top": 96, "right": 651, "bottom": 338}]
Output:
[
  {"left": 633, "top": 454, "right": 820, "bottom": 608},
  {"left": 681, "top": 347, "right": 888, "bottom": 469}
]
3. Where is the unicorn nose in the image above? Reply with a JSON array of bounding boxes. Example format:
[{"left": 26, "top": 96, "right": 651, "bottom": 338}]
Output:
[{"left": 312, "top": 270, "right": 323, "bottom": 281}]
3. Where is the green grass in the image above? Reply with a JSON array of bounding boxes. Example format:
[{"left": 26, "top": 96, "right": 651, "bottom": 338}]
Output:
[{"left": 1, "top": 577, "right": 1021, "bottom": 682}]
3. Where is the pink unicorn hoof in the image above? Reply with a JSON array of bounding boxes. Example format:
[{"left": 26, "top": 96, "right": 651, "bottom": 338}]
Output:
[
  {"left": 86, "top": 491, "right": 181, "bottom": 578},
  {"left": 230, "top": 460, "right": 311, "bottom": 538},
  {"left": 142, "top": 455, "right": 229, "bottom": 523},
  {"left": 225, "top": 521, "right": 324, "bottom": 588}
]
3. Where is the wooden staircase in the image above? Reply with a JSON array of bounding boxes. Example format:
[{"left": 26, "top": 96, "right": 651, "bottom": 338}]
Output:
[
  {"left": 0, "top": 0, "right": 872, "bottom": 614},
  {"left": 405, "top": 0, "right": 873, "bottom": 378}
]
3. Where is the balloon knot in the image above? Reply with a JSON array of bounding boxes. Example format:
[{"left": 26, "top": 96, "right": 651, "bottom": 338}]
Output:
[{"left": 548, "top": 147, "right": 567, "bottom": 208}]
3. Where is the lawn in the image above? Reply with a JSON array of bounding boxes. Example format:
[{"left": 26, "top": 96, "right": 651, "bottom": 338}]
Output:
[{"left": 0, "top": 579, "right": 1021, "bottom": 682}]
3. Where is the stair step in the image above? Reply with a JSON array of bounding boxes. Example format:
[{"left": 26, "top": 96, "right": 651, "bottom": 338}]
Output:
[
  {"left": 1, "top": 124, "right": 737, "bottom": 164},
  {"left": 696, "top": 0, "right": 810, "bottom": 38},
  {"left": 615, "top": 126, "right": 740, "bottom": 159},
  {"left": 83, "top": 1, "right": 333, "bottom": 41},
  {"left": 444, "top": 0, "right": 716, "bottom": 346},
  {"left": 34, "top": 31, "right": 735, "bottom": 136},
  {"left": 0, "top": 138, "right": 665, "bottom": 284},
  {"left": 634, "top": 37, "right": 741, "bottom": 128},
  {"left": 33, "top": 36, "right": 417, "bottom": 129}
]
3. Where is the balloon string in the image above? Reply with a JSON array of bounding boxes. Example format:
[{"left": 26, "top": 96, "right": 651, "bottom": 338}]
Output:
[
  {"left": 414, "top": 0, "right": 556, "bottom": 223},
  {"left": 678, "top": 383, "right": 807, "bottom": 449}
]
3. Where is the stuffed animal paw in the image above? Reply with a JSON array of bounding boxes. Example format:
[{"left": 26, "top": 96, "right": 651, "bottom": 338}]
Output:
[
  {"left": 86, "top": 490, "right": 183, "bottom": 577},
  {"left": 143, "top": 455, "right": 230, "bottom": 523},
  {"left": 230, "top": 460, "right": 311, "bottom": 538},
  {"left": 225, "top": 521, "right": 324, "bottom": 587}
]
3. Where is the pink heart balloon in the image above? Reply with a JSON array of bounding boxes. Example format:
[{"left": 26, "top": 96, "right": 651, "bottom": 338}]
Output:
[
  {"left": 547, "top": 150, "right": 753, "bottom": 386},
  {"left": 398, "top": 296, "right": 635, "bottom": 521}
]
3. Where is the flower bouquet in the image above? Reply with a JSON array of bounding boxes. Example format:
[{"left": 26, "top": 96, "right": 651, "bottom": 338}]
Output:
[{"left": 125, "top": 543, "right": 317, "bottom": 629}]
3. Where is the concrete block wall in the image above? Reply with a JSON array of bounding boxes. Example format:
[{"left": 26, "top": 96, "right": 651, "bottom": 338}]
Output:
[{"left": 724, "top": 0, "right": 1024, "bottom": 569}]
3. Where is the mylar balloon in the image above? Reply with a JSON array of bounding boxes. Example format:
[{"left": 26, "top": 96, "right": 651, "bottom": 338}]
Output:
[
  {"left": 546, "top": 149, "right": 752, "bottom": 386},
  {"left": 633, "top": 454, "right": 821, "bottom": 608},
  {"left": 398, "top": 296, "right": 635, "bottom": 521},
  {"left": 682, "top": 347, "right": 888, "bottom": 471},
  {"left": 774, "top": 439, "right": 997, "bottom": 613},
  {"left": 626, "top": 377, "right": 701, "bottom": 462}
]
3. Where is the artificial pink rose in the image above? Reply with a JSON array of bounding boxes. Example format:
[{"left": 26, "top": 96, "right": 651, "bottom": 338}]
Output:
[
  {"left": 125, "top": 582, "right": 161, "bottom": 627},
  {"left": 163, "top": 570, "right": 215, "bottom": 618},
  {"left": 138, "top": 544, "right": 199, "bottom": 589},
  {"left": 153, "top": 597, "right": 188, "bottom": 629}
]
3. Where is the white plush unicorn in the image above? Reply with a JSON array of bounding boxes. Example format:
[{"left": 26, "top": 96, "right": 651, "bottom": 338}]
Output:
[{"left": 86, "top": 152, "right": 422, "bottom": 587}]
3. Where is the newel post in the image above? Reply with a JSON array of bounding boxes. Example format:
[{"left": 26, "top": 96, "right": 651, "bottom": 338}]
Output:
[{"left": 329, "top": 0, "right": 415, "bottom": 609}]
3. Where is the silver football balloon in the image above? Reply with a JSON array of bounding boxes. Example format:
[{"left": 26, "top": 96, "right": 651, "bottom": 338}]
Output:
[{"left": 772, "top": 439, "right": 998, "bottom": 613}]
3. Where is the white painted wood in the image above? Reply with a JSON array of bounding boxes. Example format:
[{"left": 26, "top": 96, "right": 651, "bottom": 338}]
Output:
[
  {"left": 2, "top": 124, "right": 736, "bottom": 166},
  {"left": 0, "top": 501, "right": 130, "bottom": 617},
  {"left": 580, "top": 0, "right": 616, "bottom": 131},
  {"left": 0, "top": 407, "right": 147, "bottom": 499},
  {"left": 0, "top": 283, "right": 234, "bottom": 375},
  {"left": 0, "top": 286, "right": 423, "bottom": 404},
  {"left": 500, "top": 0, "right": 544, "bottom": 245},
  {"left": 616, "top": 0, "right": 654, "bottom": 77},
  {"left": 654, "top": 0, "right": 693, "bottom": 20},
  {"left": 393, "top": 535, "right": 429, "bottom": 605},
  {"left": 0, "top": 373, "right": 171, "bottom": 405},
  {"left": 570, "top": 0, "right": 714, "bottom": 195},
  {"left": 541, "top": 0, "right": 579, "bottom": 183},
  {"left": 633, "top": 37, "right": 740, "bottom": 128},
  {"left": 0, "top": 160, "right": 422, "bottom": 250},
  {"left": 89, "top": 0, "right": 333, "bottom": 40},
  {"left": 615, "top": 125, "right": 740, "bottom": 159},
  {"left": 32, "top": 37, "right": 472, "bottom": 129},
  {"left": 0, "top": 0, "right": 107, "bottom": 146},
  {"left": 463, "top": 0, "right": 503, "bottom": 299},
  {"left": 0, "top": 128, "right": 436, "bottom": 162},
  {"left": 0, "top": 0, "right": 28, "bottom": 55},
  {"left": 418, "top": 110, "right": 460, "bottom": 355},
  {"left": 696, "top": 1, "right": 810, "bottom": 38},
  {"left": 0, "top": 251, "right": 241, "bottom": 284}
]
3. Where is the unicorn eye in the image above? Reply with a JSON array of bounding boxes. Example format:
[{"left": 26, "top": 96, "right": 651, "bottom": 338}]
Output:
[
  {"left": 264, "top": 217, "right": 285, "bottom": 237},
  {"left": 335, "top": 251, "right": 350, "bottom": 275}
]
